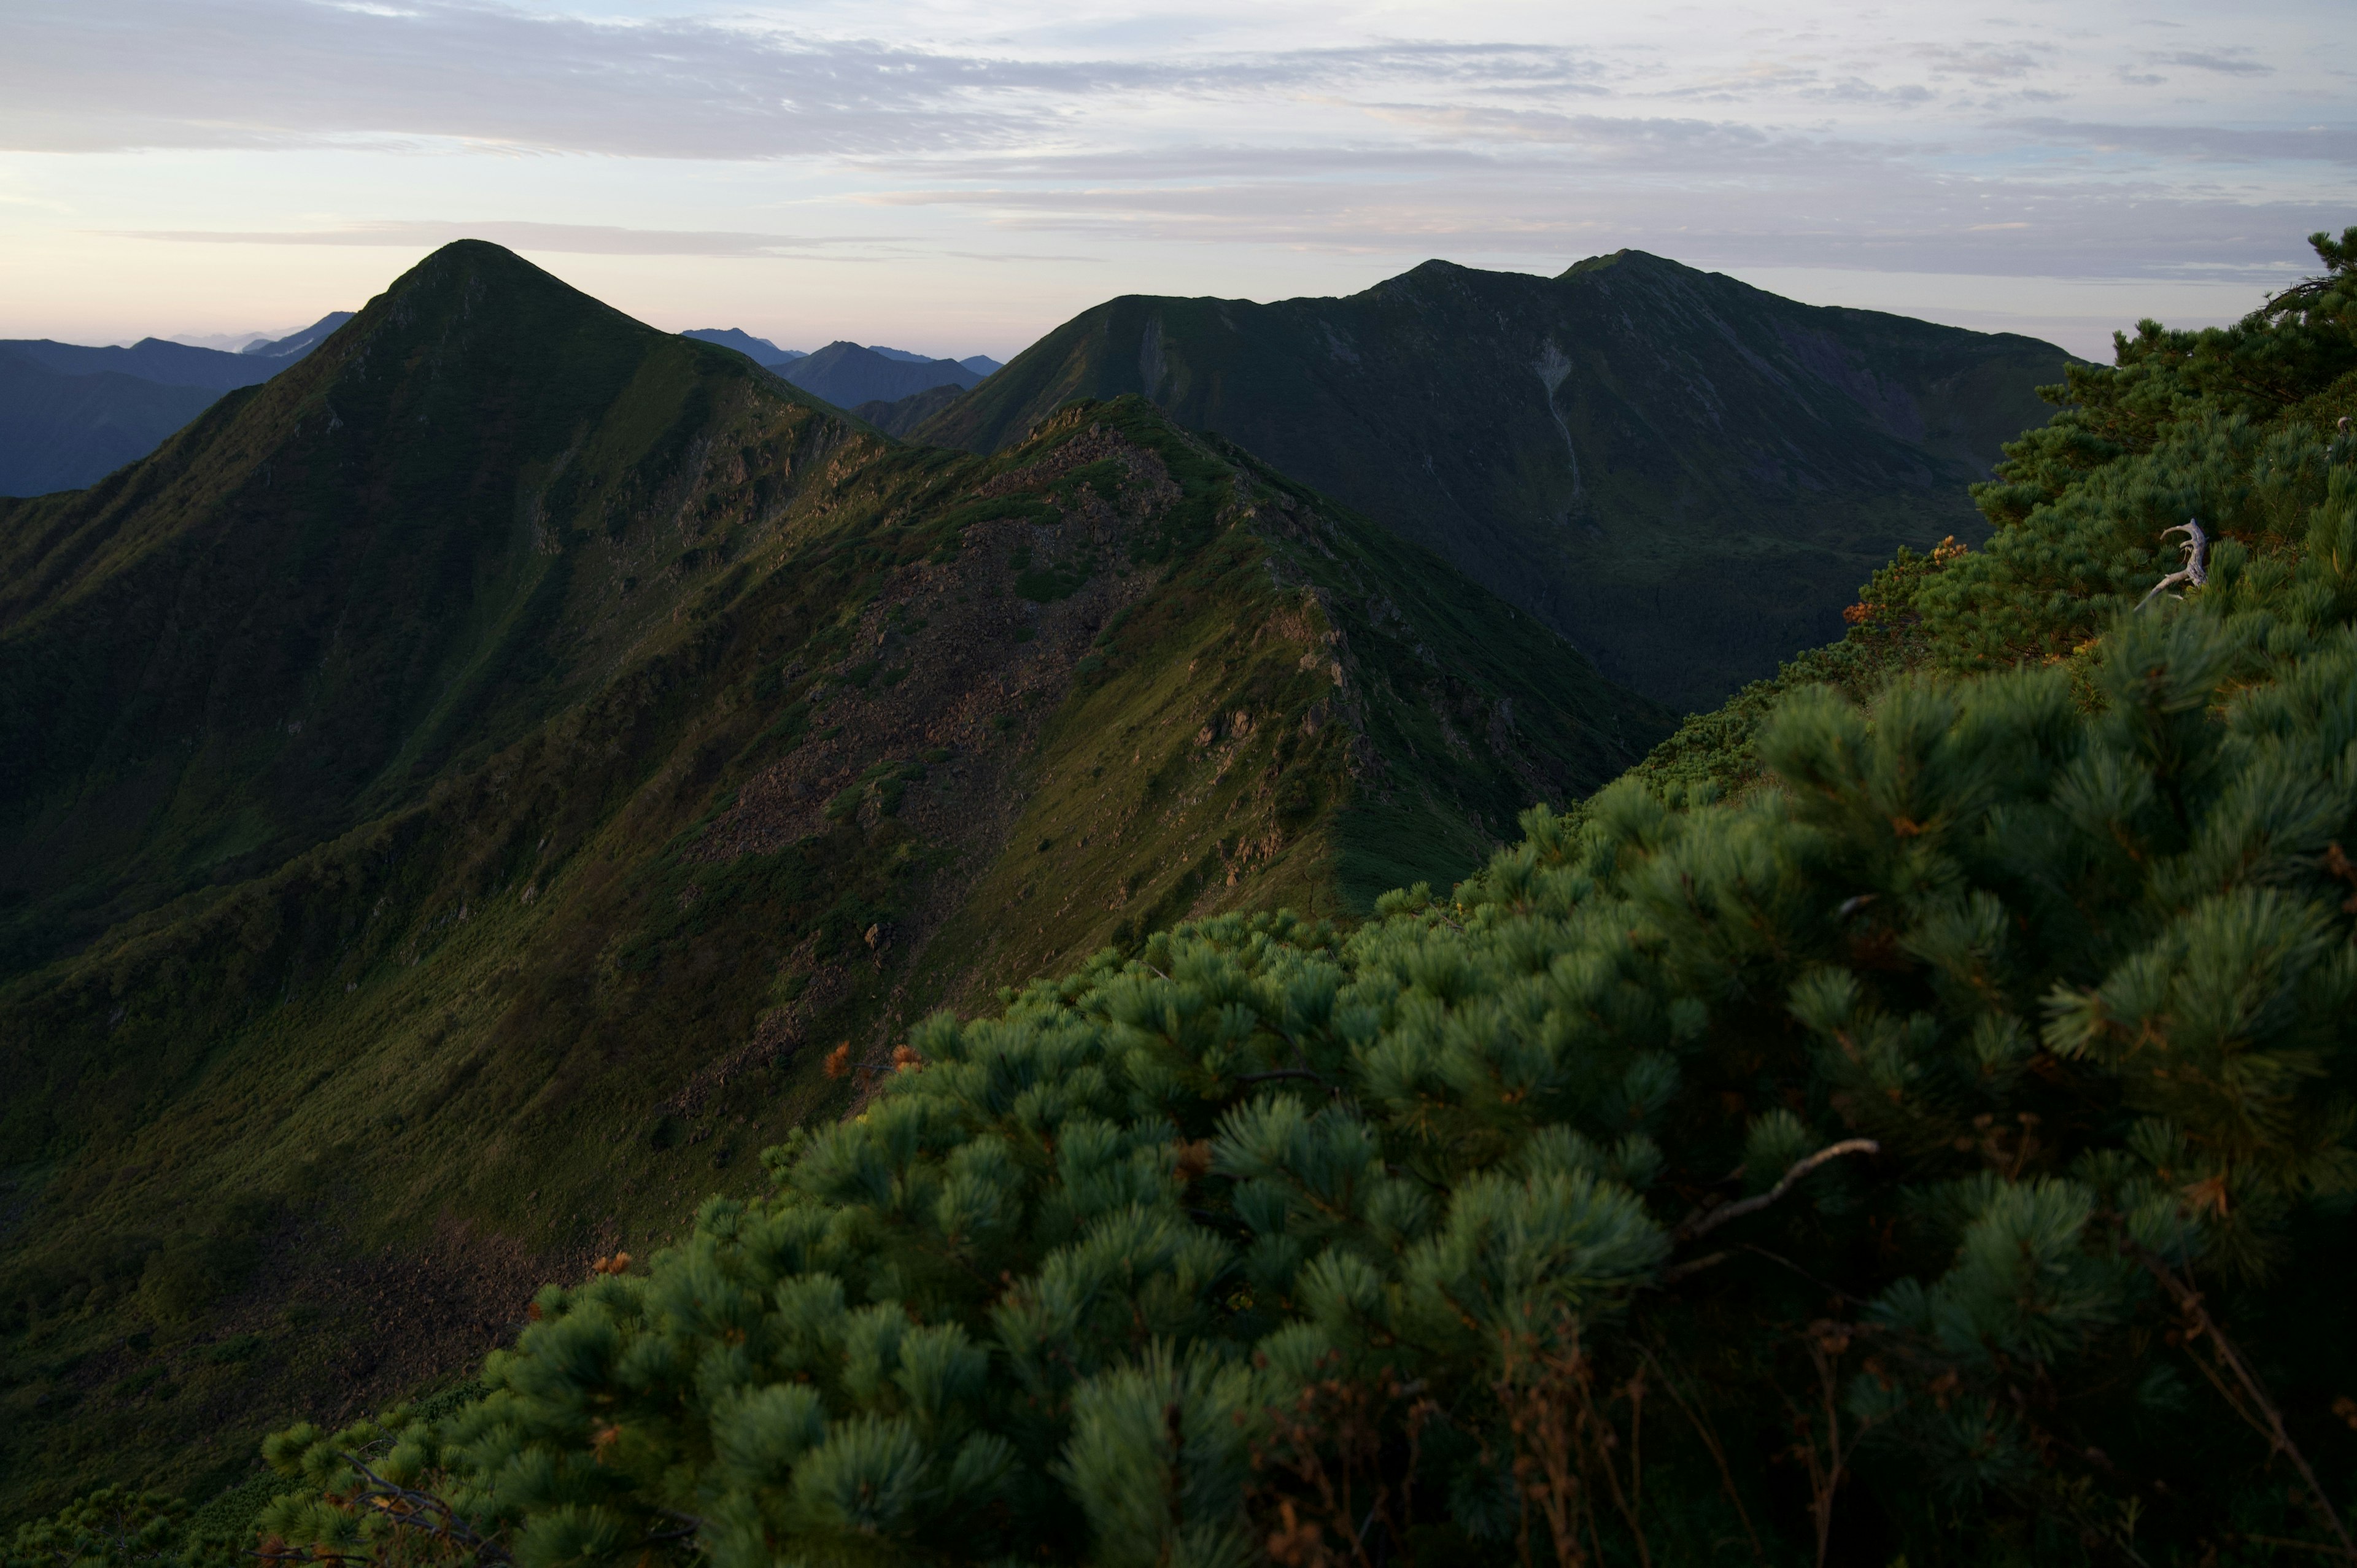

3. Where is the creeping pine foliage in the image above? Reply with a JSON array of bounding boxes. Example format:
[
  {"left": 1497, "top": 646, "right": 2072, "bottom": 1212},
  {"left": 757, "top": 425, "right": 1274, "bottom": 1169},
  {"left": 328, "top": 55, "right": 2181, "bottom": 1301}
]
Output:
[
  {"left": 190, "top": 226, "right": 2357, "bottom": 1564},
  {"left": 4, "top": 1489, "right": 242, "bottom": 1568}
]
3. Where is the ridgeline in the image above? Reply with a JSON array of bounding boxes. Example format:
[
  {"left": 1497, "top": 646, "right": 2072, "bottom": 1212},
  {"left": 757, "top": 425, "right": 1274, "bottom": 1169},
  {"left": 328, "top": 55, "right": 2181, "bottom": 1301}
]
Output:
[
  {"left": 919, "top": 252, "right": 2075, "bottom": 709},
  {"left": 0, "top": 242, "right": 1665, "bottom": 1516}
]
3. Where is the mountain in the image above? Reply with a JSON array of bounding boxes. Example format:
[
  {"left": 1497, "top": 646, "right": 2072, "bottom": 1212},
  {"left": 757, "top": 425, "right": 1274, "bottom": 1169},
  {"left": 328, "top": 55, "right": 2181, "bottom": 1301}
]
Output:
[
  {"left": 0, "top": 315, "right": 350, "bottom": 496},
  {"left": 0, "top": 350, "right": 222, "bottom": 496},
  {"left": 918, "top": 251, "right": 2076, "bottom": 709},
  {"left": 0, "top": 240, "right": 1668, "bottom": 1515},
  {"left": 782, "top": 341, "right": 985, "bottom": 409},
  {"left": 0, "top": 336, "right": 285, "bottom": 392},
  {"left": 680, "top": 327, "right": 806, "bottom": 366},
  {"left": 853, "top": 382, "right": 970, "bottom": 437},
  {"left": 869, "top": 347, "right": 999, "bottom": 376},
  {"left": 239, "top": 312, "right": 355, "bottom": 360}
]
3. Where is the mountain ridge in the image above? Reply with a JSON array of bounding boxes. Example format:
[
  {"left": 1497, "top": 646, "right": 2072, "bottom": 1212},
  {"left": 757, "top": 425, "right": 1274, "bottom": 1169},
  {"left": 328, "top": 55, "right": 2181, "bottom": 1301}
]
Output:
[
  {"left": 918, "top": 248, "right": 2076, "bottom": 708},
  {"left": 0, "top": 239, "right": 1668, "bottom": 1514},
  {"left": 781, "top": 340, "right": 985, "bottom": 409}
]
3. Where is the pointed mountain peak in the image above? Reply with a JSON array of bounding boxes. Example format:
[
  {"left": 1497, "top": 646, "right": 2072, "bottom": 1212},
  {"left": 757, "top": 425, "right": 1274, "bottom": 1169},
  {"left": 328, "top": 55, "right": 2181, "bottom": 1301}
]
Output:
[{"left": 1557, "top": 249, "right": 1697, "bottom": 282}]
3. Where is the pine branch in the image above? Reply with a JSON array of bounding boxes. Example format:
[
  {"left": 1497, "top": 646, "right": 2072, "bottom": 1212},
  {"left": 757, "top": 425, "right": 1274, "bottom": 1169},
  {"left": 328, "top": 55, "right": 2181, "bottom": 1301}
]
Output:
[
  {"left": 335, "top": 1453, "right": 510, "bottom": 1567},
  {"left": 1677, "top": 1140, "right": 1879, "bottom": 1242}
]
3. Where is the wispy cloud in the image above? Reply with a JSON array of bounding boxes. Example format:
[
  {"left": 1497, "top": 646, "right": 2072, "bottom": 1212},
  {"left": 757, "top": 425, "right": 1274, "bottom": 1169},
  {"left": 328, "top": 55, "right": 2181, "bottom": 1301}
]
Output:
[
  {"left": 106, "top": 220, "right": 884, "bottom": 256},
  {"left": 1, "top": 0, "right": 2348, "bottom": 357},
  {"left": 2145, "top": 48, "right": 2275, "bottom": 77},
  {"left": 2002, "top": 120, "right": 2357, "bottom": 165}
]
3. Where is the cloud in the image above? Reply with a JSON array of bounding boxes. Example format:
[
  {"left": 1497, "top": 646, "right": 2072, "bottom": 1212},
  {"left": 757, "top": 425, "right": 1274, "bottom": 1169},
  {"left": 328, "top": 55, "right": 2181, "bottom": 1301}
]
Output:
[
  {"left": 1913, "top": 44, "right": 2048, "bottom": 82},
  {"left": 2146, "top": 48, "right": 2274, "bottom": 77},
  {"left": 861, "top": 156, "right": 2341, "bottom": 285},
  {"left": 2003, "top": 120, "right": 2357, "bottom": 165},
  {"left": 105, "top": 220, "right": 881, "bottom": 256},
  {"left": 0, "top": 1, "right": 1621, "bottom": 158},
  {"left": 0, "top": 0, "right": 1088, "bottom": 157},
  {"left": 2, "top": 0, "right": 2346, "bottom": 324}
]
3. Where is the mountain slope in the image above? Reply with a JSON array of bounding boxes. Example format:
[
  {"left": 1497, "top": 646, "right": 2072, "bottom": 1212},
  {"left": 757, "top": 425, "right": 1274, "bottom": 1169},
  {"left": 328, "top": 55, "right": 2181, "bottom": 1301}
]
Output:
[
  {"left": 0, "top": 242, "right": 1667, "bottom": 1516},
  {"left": 784, "top": 341, "right": 983, "bottom": 407},
  {"left": 919, "top": 251, "right": 2076, "bottom": 709},
  {"left": 854, "top": 382, "right": 970, "bottom": 437}
]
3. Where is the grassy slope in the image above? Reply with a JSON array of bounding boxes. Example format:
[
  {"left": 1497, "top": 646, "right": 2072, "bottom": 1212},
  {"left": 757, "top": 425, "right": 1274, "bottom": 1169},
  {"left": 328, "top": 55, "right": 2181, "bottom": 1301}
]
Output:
[
  {"left": 917, "top": 251, "right": 2075, "bottom": 710},
  {"left": 0, "top": 248, "right": 1666, "bottom": 1518}
]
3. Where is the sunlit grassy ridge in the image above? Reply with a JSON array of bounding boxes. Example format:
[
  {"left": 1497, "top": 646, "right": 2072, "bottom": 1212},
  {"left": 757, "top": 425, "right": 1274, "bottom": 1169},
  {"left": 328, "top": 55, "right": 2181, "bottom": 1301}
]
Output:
[{"left": 0, "top": 245, "right": 1665, "bottom": 1518}]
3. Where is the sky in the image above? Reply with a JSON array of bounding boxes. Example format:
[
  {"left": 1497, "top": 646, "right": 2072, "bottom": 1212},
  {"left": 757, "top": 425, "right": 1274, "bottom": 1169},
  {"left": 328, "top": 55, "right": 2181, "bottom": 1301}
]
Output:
[{"left": 0, "top": 0, "right": 2349, "bottom": 361}]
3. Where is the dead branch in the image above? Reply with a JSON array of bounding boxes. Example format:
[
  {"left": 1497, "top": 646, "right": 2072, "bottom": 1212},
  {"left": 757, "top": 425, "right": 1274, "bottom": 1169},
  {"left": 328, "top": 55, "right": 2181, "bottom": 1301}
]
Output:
[
  {"left": 2135, "top": 519, "right": 2210, "bottom": 611},
  {"left": 1678, "top": 1140, "right": 1879, "bottom": 1242}
]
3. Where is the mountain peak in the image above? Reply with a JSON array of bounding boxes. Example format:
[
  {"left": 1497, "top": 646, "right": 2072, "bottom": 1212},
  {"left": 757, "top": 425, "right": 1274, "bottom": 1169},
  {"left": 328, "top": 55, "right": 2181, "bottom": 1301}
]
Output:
[
  {"left": 781, "top": 340, "right": 985, "bottom": 410},
  {"left": 916, "top": 255, "right": 2073, "bottom": 708}
]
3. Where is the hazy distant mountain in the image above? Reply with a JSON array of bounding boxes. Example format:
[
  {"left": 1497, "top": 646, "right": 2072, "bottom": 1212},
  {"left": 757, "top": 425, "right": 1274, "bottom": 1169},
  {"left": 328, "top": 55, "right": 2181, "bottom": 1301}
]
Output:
[
  {"left": 780, "top": 341, "right": 983, "bottom": 409},
  {"left": 0, "top": 311, "right": 350, "bottom": 495},
  {"left": 681, "top": 327, "right": 807, "bottom": 367},
  {"left": 241, "top": 312, "right": 355, "bottom": 359},
  {"left": 921, "top": 251, "right": 2075, "bottom": 708},
  {"left": 0, "top": 349, "right": 220, "bottom": 496},
  {"left": 843, "top": 346, "right": 1001, "bottom": 377},
  {"left": 1, "top": 335, "right": 284, "bottom": 392}
]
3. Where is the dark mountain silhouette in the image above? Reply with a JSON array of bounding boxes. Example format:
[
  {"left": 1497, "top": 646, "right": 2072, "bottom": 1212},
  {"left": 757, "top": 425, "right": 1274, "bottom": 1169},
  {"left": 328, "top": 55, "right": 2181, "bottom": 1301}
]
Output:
[
  {"left": 782, "top": 341, "right": 985, "bottom": 409},
  {"left": 681, "top": 326, "right": 806, "bottom": 366},
  {"left": 867, "top": 347, "right": 1000, "bottom": 376},
  {"left": 919, "top": 251, "right": 2076, "bottom": 708}
]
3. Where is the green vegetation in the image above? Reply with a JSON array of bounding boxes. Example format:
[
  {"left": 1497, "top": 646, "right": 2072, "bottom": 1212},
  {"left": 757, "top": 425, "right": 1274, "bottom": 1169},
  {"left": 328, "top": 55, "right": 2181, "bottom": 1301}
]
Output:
[
  {"left": 193, "top": 227, "right": 2357, "bottom": 1567},
  {"left": 0, "top": 246, "right": 1662, "bottom": 1520},
  {"left": 918, "top": 252, "right": 2076, "bottom": 709}
]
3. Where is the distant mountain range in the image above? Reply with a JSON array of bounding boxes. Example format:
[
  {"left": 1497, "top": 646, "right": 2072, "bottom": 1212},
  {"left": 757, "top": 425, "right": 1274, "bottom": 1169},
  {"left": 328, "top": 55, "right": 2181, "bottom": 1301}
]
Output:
[
  {"left": 0, "top": 314, "right": 349, "bottom": 495},
  {"left": 869, "top": 344, "right": 1003, "bottom": 377},
  {"left": 3, "top": 307, "right": 1005, "bottom": 498},
  {"left": 679, "top": 326, "right": 807, "bottom": 366},
  {"left": 681, "top": 329, "right": 1000, "bottom": 407},
  {"left": 776, "top": 340, "right": 989, "bottom": 411},
  {"left": 917, "top": 253, "right": 2075, "bottom": 709}
]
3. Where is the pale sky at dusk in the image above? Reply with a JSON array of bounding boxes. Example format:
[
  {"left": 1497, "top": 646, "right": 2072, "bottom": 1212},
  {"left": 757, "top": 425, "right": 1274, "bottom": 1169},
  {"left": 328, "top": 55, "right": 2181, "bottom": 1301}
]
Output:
[{"left": 1, "top": 0, "right": 2348, "bottom": 360}]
